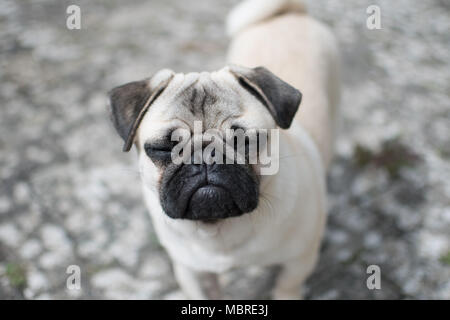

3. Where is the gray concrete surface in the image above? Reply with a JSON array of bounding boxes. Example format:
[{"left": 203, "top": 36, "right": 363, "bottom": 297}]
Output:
[{"left": 0, "top": 0, "right": 449, "bottom": 299}]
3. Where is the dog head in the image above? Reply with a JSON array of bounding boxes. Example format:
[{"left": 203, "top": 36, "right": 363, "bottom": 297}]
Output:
[{"left": 108, "top": 66, "right": 301, "bottom": 222}]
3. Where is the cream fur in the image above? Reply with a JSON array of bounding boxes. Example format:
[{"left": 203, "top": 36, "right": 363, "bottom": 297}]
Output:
[
  {"left": 226, "top": 0, "right": 306, "bottom": 37},
  {"left": 135, "top": 0, "right": 340, "bottom": 299},
  {"left": 228, "top": 8, "right": 340, "bottom": 168}
]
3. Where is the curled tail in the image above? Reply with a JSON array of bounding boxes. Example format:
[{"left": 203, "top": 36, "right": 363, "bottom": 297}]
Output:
[{"left": 226, "top": 0, "right": 306, "bottom": 37}]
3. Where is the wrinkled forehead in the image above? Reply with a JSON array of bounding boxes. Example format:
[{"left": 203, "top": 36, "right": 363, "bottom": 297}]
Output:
[
  {"left": 138, "top": 68, "right": 274, "bottom": 141},
  {"left": 158, "top": 70, "right": 242, "bottom": 126}
]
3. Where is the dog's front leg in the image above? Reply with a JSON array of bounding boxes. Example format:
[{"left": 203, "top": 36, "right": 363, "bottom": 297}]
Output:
[
  {"left": 272, "top": 253, "right": 319, "bottom": 300},
  {"left": 173, "top": 262, "right": 221, "bottom": 299}
]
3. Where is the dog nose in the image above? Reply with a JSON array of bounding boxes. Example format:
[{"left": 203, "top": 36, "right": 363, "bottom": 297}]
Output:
[{"left": 186, "top": 163, "right": 219, "bottom": 184}]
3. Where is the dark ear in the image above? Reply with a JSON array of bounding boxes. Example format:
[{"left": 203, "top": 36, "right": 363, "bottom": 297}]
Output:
[
  {"left": 108, "top": 74, "right": 173, "bottom": 152},
  {"left": 230, "top": 66, "right": 302, "bottom": 129}
]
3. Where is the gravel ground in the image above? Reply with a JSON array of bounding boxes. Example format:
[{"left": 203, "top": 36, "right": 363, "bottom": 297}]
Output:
[{"left": 0, "top": 0, "right": 449, "bottom": 299}]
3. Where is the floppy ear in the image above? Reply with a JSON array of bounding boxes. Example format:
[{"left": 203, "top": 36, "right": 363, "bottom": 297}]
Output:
[
  {"left": 229, "top": 65, "right": 302, "bottom": 129},
  {"left": 108, "top": 72, "right": 174, "bottom": 152}
]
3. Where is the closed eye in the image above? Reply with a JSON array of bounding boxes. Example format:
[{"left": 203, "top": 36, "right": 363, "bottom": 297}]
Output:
[
  {"left": 144, "top": 128, "right": 179, "bottom": 155},
  {"left": 144, "top": 141, "right": 176, "bottom": 161},
  {"left": 145, "top": 144, "right": 172, "bottom": 153}
]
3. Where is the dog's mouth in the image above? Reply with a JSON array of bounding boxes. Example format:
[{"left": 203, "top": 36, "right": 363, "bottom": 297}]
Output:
[
  {"left": 159, "top": 164, "right": 259, "bottom": 222},
  {"left": 185, "top": 185, "right": 242, "bottom": 221}
]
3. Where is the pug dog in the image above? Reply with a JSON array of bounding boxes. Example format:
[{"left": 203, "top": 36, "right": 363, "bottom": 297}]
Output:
[{"left": 108, "top": 0, "right": 340, "bottom": 299}]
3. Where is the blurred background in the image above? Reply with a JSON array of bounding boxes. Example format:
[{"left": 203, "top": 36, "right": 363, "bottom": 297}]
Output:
[{"left": 0, "top": 0, "right": 449, "bottom": 299}]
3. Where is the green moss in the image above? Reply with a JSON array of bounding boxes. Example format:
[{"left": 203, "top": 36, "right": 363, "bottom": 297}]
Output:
[
  {"left": 438, "top": 147, "right": 450, "bottom": 160},
  {"left": 5, "top": 263, "right": 27, "bottom": 288},
  {"left": 376, "top": 138, "right": 421, "bottom": 179},
  {"left": 353, "top": 144, "right": 374, "bottom": 167},
  {"left": 439, "top": 251, "right": 450, "bottom": 266},
  {"left": 353, "top": 138, "right": 421, "bottom": 179}
]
